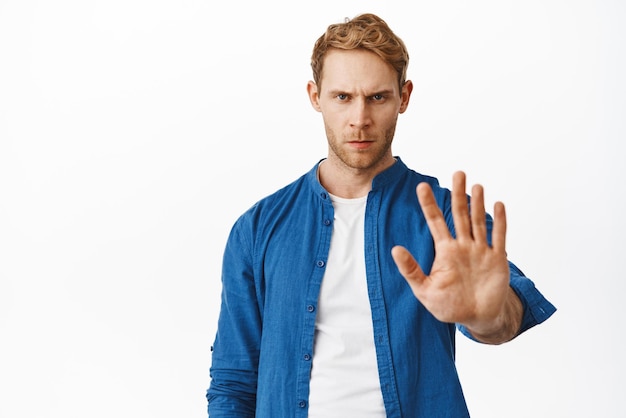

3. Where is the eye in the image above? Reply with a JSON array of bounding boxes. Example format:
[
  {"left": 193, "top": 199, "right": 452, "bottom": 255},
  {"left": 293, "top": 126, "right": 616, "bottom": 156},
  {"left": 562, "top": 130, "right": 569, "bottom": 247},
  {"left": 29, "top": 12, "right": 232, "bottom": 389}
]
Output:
[
  {"left": 337, "top": 93, "right": 348, "bottom": 101},
  {"left": 371, "top": 94, "right": 385, "bottom": 101}
]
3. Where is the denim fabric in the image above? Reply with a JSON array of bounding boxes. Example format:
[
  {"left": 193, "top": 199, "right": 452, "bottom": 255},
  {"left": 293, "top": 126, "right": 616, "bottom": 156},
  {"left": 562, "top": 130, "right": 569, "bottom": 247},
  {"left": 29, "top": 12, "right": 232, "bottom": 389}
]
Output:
[{"left": 207, "top": 157, "right": 556, "bottom": 417}]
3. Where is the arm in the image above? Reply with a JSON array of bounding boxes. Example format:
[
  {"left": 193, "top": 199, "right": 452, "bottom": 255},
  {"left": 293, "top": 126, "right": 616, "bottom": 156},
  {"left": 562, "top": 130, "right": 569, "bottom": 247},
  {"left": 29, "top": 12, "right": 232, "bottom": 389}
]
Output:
[
  {"left": 391, "top": 171, "right": 529, "bottom": 345},
  {"left": 207, "top": 221, "right": 260, "bottom": 417}
]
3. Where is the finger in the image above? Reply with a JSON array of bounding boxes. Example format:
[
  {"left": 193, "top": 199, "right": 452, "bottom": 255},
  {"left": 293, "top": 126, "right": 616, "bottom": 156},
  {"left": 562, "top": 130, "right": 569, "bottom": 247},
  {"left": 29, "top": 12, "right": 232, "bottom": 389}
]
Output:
[
  {"left": 416, "top": 182, "right": 452, "bottom": 243},
  {"left": 451, "top": 171, "right": 471, "bottom": 240},
  {"left": 391, "top": 245, "right": 427, "bottom": 285},
  {"left": 492, "top": 201, "right": 507, "bottom": 254},
  {"left": 470, "top": 183, "right": 487, "bottom": 243}
]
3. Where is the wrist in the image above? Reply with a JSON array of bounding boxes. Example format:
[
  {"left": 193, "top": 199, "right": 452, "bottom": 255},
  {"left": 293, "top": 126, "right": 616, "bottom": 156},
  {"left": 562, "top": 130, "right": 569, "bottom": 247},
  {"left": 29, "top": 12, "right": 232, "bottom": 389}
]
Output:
[{"left": 465, "top": 287, "right": 523, "bottom": 345}]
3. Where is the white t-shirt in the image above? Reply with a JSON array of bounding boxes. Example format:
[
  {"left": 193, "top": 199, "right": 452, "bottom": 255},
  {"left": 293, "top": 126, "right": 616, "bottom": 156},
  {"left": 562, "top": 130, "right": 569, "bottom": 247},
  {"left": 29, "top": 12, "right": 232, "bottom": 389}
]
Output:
[{"left": 307, "top": 193, "right": 386, "bottom": 417}]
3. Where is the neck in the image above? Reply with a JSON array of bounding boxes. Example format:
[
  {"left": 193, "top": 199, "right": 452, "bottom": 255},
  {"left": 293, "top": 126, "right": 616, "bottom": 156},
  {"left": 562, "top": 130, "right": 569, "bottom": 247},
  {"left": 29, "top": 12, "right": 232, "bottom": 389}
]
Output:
[{"left": 318, "top": 155, "right": 396, "bottom": 199}]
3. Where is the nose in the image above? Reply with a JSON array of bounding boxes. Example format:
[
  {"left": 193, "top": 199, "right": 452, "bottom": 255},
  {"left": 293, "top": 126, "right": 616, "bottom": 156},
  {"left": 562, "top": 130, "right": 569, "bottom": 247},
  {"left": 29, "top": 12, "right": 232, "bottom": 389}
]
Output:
[{"left": 349, "top": 99, "right": 371, "bottom": 130}]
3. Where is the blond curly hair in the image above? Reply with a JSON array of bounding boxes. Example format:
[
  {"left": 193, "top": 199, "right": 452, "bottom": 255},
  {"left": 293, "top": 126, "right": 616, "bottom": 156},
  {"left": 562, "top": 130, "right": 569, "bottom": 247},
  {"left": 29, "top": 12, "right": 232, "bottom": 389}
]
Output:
[{"left": 311, "top": 13, "right": 409, "bottom": 91}]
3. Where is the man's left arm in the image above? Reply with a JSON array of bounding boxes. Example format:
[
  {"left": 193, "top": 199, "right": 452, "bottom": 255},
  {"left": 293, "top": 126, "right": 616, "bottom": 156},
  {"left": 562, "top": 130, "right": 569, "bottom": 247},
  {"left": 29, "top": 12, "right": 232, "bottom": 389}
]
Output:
[
  {"left": 391, "top": 171, "right": 555, "bottom": 345},
  {"left": 460, "top": 258, "right": 557, "bottom": 344}
]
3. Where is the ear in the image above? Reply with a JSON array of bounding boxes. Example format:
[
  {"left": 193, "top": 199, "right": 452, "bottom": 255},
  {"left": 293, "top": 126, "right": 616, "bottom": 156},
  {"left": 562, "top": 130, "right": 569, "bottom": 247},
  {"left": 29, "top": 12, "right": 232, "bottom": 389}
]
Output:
[
  {"left": 399, "top": 80, "right": 413, "bottom": 114},
  {"left": 307, "top": 81, "right": 322, "bottom": 112}
]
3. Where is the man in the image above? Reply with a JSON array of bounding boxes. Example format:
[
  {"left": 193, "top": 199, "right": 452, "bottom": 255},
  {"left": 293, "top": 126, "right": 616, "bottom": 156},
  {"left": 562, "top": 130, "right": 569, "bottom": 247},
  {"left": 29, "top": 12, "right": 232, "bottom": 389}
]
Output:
[{"left": 207, "top": 13, "right": 555, "bottom": 417}]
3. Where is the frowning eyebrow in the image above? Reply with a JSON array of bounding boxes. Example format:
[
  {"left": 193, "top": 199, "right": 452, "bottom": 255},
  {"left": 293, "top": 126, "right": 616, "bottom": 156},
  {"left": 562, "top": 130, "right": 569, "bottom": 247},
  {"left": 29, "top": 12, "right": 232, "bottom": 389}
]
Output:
[{"left": 326, "top": 89, "right": 396, "bottom": 97}]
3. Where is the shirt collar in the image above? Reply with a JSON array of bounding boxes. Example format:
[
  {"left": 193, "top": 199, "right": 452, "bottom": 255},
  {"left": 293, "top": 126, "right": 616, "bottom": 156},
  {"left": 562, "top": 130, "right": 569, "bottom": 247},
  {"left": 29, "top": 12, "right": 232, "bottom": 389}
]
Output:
[{"left": 306, "top": 156, "right": 409, "bottom": 197}]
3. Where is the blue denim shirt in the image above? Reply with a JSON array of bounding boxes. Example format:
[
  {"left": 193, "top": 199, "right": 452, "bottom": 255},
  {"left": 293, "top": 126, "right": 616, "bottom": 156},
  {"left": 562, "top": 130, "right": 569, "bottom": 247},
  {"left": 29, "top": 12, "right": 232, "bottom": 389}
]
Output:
[{"left": 207, "top": 158, "right": 556, "bottom": 417}]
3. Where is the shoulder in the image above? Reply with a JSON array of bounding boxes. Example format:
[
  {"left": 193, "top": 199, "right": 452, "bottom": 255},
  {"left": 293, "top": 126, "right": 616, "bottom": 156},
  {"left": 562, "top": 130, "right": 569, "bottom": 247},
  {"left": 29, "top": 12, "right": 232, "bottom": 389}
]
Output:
[
  {"left": 391, "top": 158, "right": 447, "bottom": 195},
  {"left": 386, "top": 160, "right": 452, "bottom": 213},
  {"left": 233, "top": 165, "right": 319, "bottom": 229}
]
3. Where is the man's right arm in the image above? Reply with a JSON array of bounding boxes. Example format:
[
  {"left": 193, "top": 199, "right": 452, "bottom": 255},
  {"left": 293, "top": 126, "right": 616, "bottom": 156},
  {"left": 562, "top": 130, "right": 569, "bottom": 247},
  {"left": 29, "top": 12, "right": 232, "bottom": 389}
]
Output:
[{"left": 206, "top": 223, "right": 260, "bottom": 417}]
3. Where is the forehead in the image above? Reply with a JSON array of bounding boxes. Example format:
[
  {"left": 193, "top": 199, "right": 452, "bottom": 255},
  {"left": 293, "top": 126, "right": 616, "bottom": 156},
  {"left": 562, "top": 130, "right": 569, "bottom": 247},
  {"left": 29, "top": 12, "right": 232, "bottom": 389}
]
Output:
[{"left": 321, "top": 48, "right": 398, "bottom": 93}]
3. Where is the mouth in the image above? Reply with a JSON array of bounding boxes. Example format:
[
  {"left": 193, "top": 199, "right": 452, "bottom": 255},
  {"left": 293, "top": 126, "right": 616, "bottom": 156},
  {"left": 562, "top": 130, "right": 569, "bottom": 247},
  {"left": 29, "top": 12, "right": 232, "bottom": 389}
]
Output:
[{"left": 348, "top": 140, "right": 374, "bottom": 150}]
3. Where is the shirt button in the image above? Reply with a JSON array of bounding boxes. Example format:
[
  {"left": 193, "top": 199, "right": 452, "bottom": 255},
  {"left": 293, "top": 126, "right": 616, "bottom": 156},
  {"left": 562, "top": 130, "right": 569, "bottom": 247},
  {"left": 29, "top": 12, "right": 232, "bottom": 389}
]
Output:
[
  {"left": 298, "top": 400, "right": 306, "bottom": 408},
  {"left": 316, "top": 260, "right": 325, "bottom": 267},
  {"left": 307, "top": 304, "right": 315, "bottom": 312},
  {"left": 320, "top": 192, "right": 328, "bottom": 200},
  {"left": 323, "top": 218, "right": 331, "bottom": 226},
  {"left": 303, "top": 353, "right": 311, "bottom": 361}
]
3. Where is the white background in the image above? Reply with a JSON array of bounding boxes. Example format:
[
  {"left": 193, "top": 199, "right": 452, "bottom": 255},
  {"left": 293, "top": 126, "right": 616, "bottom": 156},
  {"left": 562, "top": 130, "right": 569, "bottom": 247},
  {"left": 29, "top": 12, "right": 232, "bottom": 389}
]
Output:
[{"left": 1, "top": 1, "right": 624, "bottom": 417}]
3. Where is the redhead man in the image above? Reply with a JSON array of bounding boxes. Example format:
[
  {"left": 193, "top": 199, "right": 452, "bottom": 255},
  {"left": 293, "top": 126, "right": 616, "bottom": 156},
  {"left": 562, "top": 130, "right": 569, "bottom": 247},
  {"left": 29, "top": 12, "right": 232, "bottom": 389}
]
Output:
[{"left": 207, "top": 13, "right": 555, "bottom": 417}]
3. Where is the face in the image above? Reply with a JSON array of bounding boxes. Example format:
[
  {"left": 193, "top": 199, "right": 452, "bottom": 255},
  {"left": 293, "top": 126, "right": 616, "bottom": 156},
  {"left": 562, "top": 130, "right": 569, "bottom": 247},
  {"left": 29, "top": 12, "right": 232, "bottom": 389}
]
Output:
[{"left": 307, "top": 48, "right": 412, "bottom": 174}]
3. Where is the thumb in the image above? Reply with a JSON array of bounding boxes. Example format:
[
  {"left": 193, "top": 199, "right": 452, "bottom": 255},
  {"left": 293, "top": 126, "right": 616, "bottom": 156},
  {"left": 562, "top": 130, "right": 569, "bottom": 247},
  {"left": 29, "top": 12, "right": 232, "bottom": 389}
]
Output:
[{"left": 391, "top": 245, "right": 427, "bottom": 285}]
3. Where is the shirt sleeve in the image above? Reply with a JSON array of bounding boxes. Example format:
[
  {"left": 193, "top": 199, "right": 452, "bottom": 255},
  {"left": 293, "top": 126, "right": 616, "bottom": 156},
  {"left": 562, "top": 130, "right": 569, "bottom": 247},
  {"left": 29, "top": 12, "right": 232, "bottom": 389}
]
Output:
[
  {"left": 206, "top": 217, "right": 260, "bottom": 417},
  {"left": 457, "top": 261, "right": 557, "bottom": 341}
]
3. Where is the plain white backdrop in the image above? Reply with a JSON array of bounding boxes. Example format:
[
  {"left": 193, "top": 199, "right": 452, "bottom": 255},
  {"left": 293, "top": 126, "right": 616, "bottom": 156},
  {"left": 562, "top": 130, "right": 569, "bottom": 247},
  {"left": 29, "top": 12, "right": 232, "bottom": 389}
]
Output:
[{"left": 1, "top": 0, "right": 624, "bottom": 417}]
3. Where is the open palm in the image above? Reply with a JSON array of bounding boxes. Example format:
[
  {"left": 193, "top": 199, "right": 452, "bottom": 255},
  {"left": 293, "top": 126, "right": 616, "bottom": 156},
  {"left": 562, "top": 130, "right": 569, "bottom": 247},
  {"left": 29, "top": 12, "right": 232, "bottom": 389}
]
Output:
[{"left": 391, "top": 171, "right": 513, "bottom": 337}]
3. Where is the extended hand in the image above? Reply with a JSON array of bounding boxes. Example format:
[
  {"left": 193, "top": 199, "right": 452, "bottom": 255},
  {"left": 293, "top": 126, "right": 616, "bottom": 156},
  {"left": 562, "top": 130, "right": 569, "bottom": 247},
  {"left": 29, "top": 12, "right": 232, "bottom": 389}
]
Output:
[{"left": 391, "top": 171, "right": 521, "bottom": 343}]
